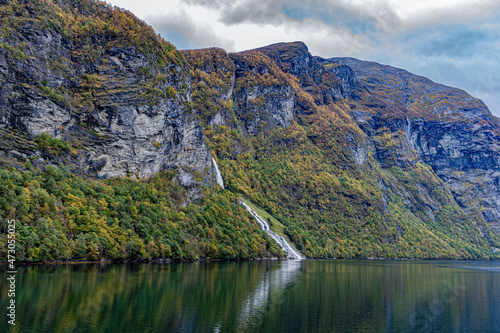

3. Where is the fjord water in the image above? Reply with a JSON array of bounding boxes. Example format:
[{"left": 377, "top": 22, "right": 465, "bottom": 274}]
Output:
[{"left": 1, "top": 260, "right": 499, "bottom": 332}]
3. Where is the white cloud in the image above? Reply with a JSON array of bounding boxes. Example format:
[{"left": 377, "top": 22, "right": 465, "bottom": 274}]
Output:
[
  {"left": 105, "top": 0, "right": 500, "bottom": 55},
  {"left": 146, "top": 9, "right": 235, "bottom": 50}
]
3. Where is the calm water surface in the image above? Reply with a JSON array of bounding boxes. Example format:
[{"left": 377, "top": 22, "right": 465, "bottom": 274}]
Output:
[{"left": 1, "top": 260, "right": 500, "bottom": 332}]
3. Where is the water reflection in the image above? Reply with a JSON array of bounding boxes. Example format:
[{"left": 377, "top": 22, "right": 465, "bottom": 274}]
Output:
[
  {"left": 0, "top": 260, "right": 499, "bottom": 332},
  {"left": 456, "top": 266, "right": 500, "bottom": 272},
  {"left": 238, "top": 260, "right": 302, "bottom": 331}
]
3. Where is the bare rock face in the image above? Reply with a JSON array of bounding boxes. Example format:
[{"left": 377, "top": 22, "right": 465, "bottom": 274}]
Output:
[
  {"left": 329, "top": 57, "right": 500, "bottom": 235},
  {"left": 183, "top": 47, "right": 299, "bottom": 137},
  {"left": 231, "top": 81, "right": 295, "bottom": 136},
  {"left": 0, "top": 0, "right": 214, "bottom": 198}
]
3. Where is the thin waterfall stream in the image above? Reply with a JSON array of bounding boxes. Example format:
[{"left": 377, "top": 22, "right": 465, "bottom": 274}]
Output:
[
  {"left": 212, "top": 155, "right": 303, "bottom": 259},
  {"left": 212, "top": 158, "right": 225, "bottom": 189},
  {"left": 241, "top": 202, "right": 305, "bottom": 259}
]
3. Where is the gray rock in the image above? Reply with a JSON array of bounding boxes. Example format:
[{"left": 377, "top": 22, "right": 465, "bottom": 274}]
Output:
[
  {"left": 0, "top": 15, "right": 214, "bottom": 199},
  {"left": 330, "top": 57, "right": 500, "bottom": 231}
]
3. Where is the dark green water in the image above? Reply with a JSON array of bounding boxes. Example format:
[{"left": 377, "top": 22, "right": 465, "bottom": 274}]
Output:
[{"left": 1, "top": 260, "right": 500, "bottom": 332}]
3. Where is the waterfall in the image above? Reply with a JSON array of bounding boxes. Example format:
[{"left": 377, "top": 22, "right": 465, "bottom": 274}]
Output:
[
  {"left": 241, "top": 201, "right": 304, "bottom": 259},
  {"left": 212, "top": 158, "right": 225, "bottom": 189},
  {"left": 406, "top": 116, "right": 411, "bottom": 139},
  {"left": 406, "top": 116, "right": 413, "bottom": 147}
]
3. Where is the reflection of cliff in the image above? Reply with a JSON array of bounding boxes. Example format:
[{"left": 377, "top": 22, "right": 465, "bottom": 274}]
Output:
[
  {"left": 2, "top": 261, "right": 499, "bottom": 332},
  {"left": 237, "top": 260, "right": 303, "bottom": 332}
]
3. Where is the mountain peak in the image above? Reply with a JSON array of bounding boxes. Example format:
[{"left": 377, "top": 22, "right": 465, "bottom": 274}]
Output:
[
  {"left": 249, "top": 41, "right": 312, "bottom": 66},
  {"left": 253, "top": 41, "right": 309, "bottom": 53}
]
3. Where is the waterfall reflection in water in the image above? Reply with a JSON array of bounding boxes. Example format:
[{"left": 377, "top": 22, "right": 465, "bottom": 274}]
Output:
[
  {"left": 237, "top": 260, "right": 303, "bottom": 332},
  {"left": 1, "top": 261, "right": 499, "bottom": 332}
]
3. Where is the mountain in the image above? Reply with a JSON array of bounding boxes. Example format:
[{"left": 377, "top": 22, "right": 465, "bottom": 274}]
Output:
[
  {"left": 0, "top": 0, "right": 283, "bottom": 261},
  {"left": 329, "top": 57, "right": 500, "bottom": 240},
  {"left": 183, "top": 42, "right": 500, "bottom": 258},
  {"left": 0, "top": 0, "right": 214, "bottom": 198},
  {"left": 0, "top": 0, "right": 499, "bottom": 261}
]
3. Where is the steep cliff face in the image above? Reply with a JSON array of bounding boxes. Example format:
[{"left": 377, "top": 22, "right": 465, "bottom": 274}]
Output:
[
  {"left": 328, "top": 58, "right": 500, "bottom": 239},
  {"left": 183, "top": 47, "right": 298, "bottom": 138},
  {"left": 0, "top": 0, "right": 214, "bottom": 197},
  {"left": 0, "top": 0, "right": 291, "bottom": 263}
]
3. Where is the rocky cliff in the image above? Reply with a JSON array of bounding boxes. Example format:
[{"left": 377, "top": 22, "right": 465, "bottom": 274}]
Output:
[
  {"left": 0, "top": 0, "right": 215, "bottom": 198},
  {"left": 0, "top": 0, "right": 288, "bottom": 263},
  {"left": 328, "top": 57, "right": 500, "bottom": 242}
]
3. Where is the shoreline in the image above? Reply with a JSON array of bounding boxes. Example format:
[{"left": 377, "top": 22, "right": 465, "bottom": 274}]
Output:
[
  {"left": 1, "top": 256, "right": 498, "bottom": 266},
  {"left": 0, "top": 257, "right": 286, "bottom": 266}
]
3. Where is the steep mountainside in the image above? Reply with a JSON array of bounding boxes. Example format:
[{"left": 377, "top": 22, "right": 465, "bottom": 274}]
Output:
[
  {"left": 329, "top": 57, "right": 500, "bottom": 237},
  {"left": 0, "top": 0, "right": 214, "bottom": 196},
  {"left": 1, "top": 0, "right": 499, "bottom": 261},
  {"left": 0, "top": 0, "right": 284, "bottom": 262},
  {"left": 183, "top": 42, "right": 500, "bottom": 258}
]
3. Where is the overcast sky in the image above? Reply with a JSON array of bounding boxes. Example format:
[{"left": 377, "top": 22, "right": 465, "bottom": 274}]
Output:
[{"left": 106, "top": 0, "right": 500, "bottom": 116}]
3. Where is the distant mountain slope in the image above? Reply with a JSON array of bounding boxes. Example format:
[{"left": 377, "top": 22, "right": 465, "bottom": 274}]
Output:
[
  {"left": 329, "top": 56, "right": 495, "bottom": 121},
  {"left": 328, "top": 57, "right": 500, "bottom": 240}
]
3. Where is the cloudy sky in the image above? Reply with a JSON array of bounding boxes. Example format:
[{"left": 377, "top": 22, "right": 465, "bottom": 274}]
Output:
[{"left": 106, "top": 0, "right": 500, "bottom": 115}]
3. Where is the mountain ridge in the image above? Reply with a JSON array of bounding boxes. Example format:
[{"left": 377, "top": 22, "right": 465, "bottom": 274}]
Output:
[
  {"left": 0, "top": 0, "right": 499, "bottom": 261},
  {"left": 184, "top": 41, "right": 500, "bottom": 257}
]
